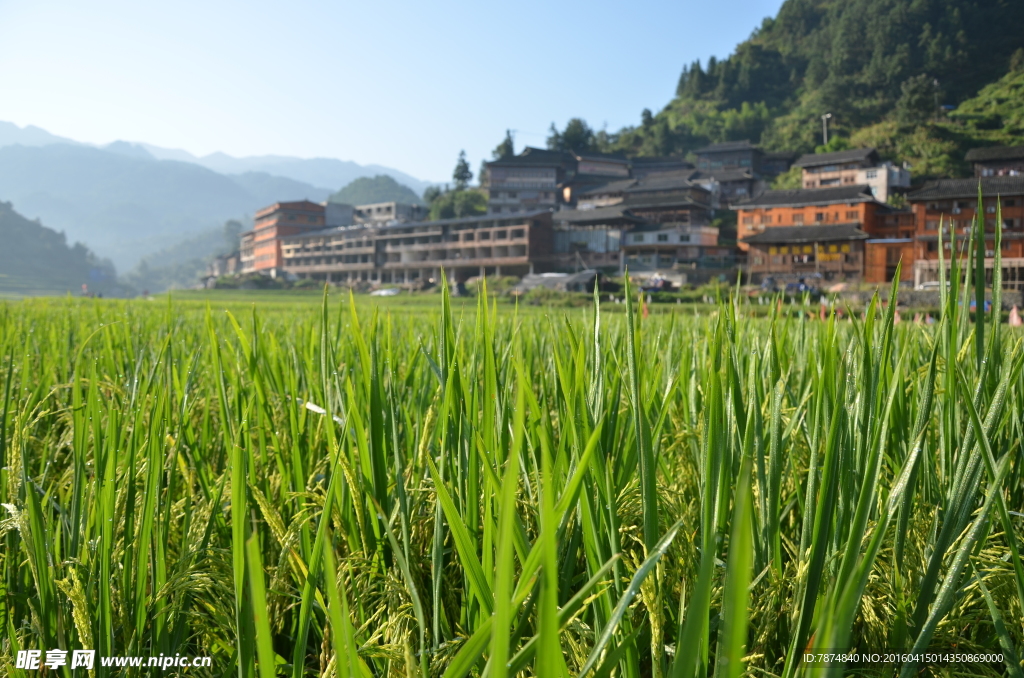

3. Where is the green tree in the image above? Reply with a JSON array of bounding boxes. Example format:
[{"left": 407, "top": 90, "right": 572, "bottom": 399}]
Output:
[
  {"left": 492, "top": 130, "right": 515, "bottom": 159},
  {"left": 894, "top": 75, "right": 938, "bottom": 128},
  {"left": 547, "top": 118, "right": 595, "bottom": 154},
  {"left": 428, "top": 189, "right": 487, "bottom": 220},
  {"left": 453, "top": 151, "right": 473, "bottom": 190}
]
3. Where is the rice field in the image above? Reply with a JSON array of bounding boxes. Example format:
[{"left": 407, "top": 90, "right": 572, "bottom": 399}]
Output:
[{"left": 1, "top": 249, "right": 1023, "bottom": 676}]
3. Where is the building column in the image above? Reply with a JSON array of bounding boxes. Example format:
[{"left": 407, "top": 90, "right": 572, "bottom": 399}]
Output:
[
  {"left": 326, "top": 272, "right": 332, "bottom": 284},
  {"left": 480, "top": 265, "right": 486, "bottom": 279},
  {"left": 495, "top": 265, "right": 501, "bottom": 276}
]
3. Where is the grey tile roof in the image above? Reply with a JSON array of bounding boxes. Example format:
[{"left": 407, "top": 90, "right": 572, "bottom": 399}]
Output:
[
  {"left": 689, "top": 168, "right": 755, "bottom": 183},
  {"left": 577, "top": 179, "right": 638, "bottom": 196},
  {"left": 622, "top": 193, "right": 708, "bottom": 209},
  {"left": 695, "top": 140, "right": 758, "bottom": 155},
  {"left": 907, "top": 176, "right": 1024, "bottom": 201},
  {"left": 626, "top": 171, "right": 701, "bottom": 193},
  {"left": 793, "top": 148, "right": 878, "bottom": 168},
  {"left": 964, "top": 145, "right": 1024, "bottom": 163},
  {"left": 553, "top": 205, "right": 645, "bottom": 225},
  {"left": 741, "top": 224, "right": 869, "bottom": 244},
  {"left": 733, "top": 185, "right": 877, "bottom": 208}
]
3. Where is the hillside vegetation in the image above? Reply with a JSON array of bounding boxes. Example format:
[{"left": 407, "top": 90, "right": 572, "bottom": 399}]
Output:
[
  {"left": 328, "top": 174, "right": 425, "bottom": 205},
  {"left": 0, "top": 201, "right": 118, "bottom": 296},
  {"left": 579, "top": 0, "right": 1024, "bottom": 180}
]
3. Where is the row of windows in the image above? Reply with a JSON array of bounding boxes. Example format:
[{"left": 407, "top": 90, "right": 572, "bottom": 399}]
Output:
[
  {"left": 629, "top": 233, "right": 692, "bottom": 243},
  {"left": 742, "top": 210, "right": 860, "bottom": 226},
  {"left": 767, "top": 244, "right": 851, "bottom": 255}
]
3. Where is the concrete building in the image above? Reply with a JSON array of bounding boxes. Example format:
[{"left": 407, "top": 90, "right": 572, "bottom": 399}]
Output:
[
  {"left": 965, "top": 146, "right": 1024, "bottom": 177},
  {"left": 280, "top": 211, "right": 554, "bottom": 285},
  {"left": 240, "top": 200, "right": 327, "bottom": 275},
  {"left": 908, "top": 176, "right": 1024, "bottom": 289},
  {"left": 794, "top": 148, "right": 910, "bottom": 202},
  {"left": 353, "top": 202, "right": 427, "bottom": 225}
]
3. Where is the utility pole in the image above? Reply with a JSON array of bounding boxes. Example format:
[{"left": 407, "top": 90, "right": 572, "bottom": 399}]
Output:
[{"left": 821, "top": 113, "right": 832, "bottom": 147}]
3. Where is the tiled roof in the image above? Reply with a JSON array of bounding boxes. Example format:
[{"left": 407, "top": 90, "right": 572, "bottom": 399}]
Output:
[
  {"left": 907, "top": 176, "right": 1024, "bottom": 201},
  {"left": 552, "top": 205, "right": 645, "bottom": 225},
  {"left": 689, "top": 168, "right": 755, "bottom": 183},
  {"left": 623, "top": 193, "right": 708, "bottom": 209},
  {"left": 733, "top": 185, "right": 877, "bottom": 208},
  {"left": 626, "top": 171, "right": 701, "bottom": 193},
  {"left": 964, "top": 145, "right": 1024, "bottom": 162},
  {"left": 695, "top": 140, "right": 759, "bottom": 155},
  {"left": 577, "top": 179, "right": 637, "bottom": 196},
  {"left": 793, "top": 148, "right": 878, "bottom": 168},
  {"left": 741, "top": 224, "right": 869, "bottom": 244}
]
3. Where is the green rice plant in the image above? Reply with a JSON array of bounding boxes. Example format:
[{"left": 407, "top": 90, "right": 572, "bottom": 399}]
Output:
[{"left": 0, "top": 202, "right": 1022, "bottom": 678}]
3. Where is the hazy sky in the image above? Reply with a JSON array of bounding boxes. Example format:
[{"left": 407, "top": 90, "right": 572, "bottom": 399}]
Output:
[{"left": 0, "top": 0, "right": 785, "bottom": 183}]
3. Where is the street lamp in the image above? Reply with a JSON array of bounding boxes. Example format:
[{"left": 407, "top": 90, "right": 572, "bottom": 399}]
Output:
[{"left": 821, "top": 113, "right": 832, "bottom": 147}]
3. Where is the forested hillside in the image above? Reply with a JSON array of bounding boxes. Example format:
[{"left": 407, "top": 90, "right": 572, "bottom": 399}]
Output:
[
  {"left": 328, "top": 175, "right": 425, "bottom": 205},
  {"left": 580, "top": 0, "right": 1024, "bottom": 179},
  {"left": 0, "top": 201, "right": 118, "bottom": 296}
]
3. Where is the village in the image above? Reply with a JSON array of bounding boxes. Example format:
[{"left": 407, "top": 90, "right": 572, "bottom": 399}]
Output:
[{"left": 208, "top": 141, "right": 1024, "bottom": 296}]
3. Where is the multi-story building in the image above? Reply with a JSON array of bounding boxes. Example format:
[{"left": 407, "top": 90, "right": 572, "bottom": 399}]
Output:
[
  {"left": 794, "top": 148, "right": 911, "bottom": 202},
  {"left": 964, "top": 146, "right": 1024, "bottom": 177},
  {"left": 908, "top": 176, "right": 1024, "bottom": 289},
  {"left": 484, "top": 147, "right": 645, "bottom": 213},
  {"left": 551, "top": 205, "right": 642, "bottom": 271},
  {"left": 353, "top": 202, "right": 427, "bottom": 225},
  {"left": 621, "top": 223, "right": 723, "bottom": 272},
  {"left": 484, "top": 147, "right": 575, "bottom": 214},
  {"left": 733, "top": 185, "right": 902, "bottom": 282},
  {"left": 761, "top": 151, "right": 801, "bottom": 176},
  {"left": 280, "top": 211, "right": 554, "bottom": 285},
  {"left": 621, "top": 172, "right": 712, "bottom": 225},
  {"left": 695, "top": 140, "right": 762, "bottom": 173},
  {"left": 240, "top": 200, "right": 327, "bottom": 275}
]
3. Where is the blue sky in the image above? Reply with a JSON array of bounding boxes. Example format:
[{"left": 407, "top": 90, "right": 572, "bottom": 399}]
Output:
[{"left": 0, "top": 0, "right": 785, "bottom": 183}]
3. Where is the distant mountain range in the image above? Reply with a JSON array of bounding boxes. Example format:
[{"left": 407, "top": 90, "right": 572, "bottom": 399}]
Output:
[{"left": 0, "top": 121, "right": 433, "bottom": 271}]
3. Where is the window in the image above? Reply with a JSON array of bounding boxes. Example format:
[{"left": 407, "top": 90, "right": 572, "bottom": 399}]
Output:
[
  {"left": 815, "top": 213, "right": 825, "bottom": 222},
  {"left": 496, "top": 230, "right": 507, "bottom": 239},
  {"left": 926, "top": 220, "right": 938, "bottom": 230},
  {"left": 742, "top": 216, "right": 754, "bottom": 225},
  {"left": 1006, "top": 199, "right": 1016, "bottom": 207},
  {"left": 508, "top": 192, "right": 517, "bottom": 198},
  {"left": 827, "top": 245, "right": 838, "bottom": 253},
  {"left": 865, "top": 170, "right": 878, "bottom": 179},
  {"left": 793, "top": 214, "right": 804, "bottom": 225},
  {"left": 511, "top": 228, "right": 525, "bottom": 238},
  {"left": 780, "top": 246, "right": 790, "bottom": 254},
  {"left": 987, "top": 206, "right": 997, "bottom": 214},
  {"left": 846, "top": 211, "right": 859, "bottom": 220},
  {"left": 632, "top": 234, "right": 644, "bottom": 243},
  {"left": 760, "top": 215, "right": 772, "bottom": 224},
  {"left": 657, "top": 234, "right": 669, "bottom": 242}
]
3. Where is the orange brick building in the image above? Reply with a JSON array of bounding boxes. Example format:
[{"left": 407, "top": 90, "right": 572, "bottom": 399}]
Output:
[
  {"left": 907, "top": 176, "right": 1024, "bottom": 289},
  {"left": 734, "top": 185, "right": 912, "bottom": 282},
  {"left": 240, "top": 201, "right": 326, "bottom": 274}
]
